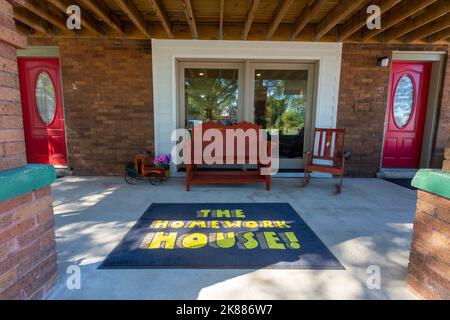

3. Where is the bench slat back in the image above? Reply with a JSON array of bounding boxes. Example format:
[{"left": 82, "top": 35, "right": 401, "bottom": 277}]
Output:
[{"left": 190, "top": 121, "right": 268, "bottom": 164}]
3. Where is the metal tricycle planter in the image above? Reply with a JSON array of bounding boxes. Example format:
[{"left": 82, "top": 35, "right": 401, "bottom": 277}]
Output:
[{"left": 125, "top": 153, "right": 170, "bottom": 186}]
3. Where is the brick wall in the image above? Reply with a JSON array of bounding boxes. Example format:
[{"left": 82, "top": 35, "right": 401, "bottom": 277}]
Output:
[
  {"left": 407, "top": 141, "right": 450, "bottom": 299},
  {"left": 0, "top": 186, "right": 57, "bottom": 300},
  {"left": 21, "top": 40, "right": 449, "bottom": 176},
  {"left": 337, "top": 43, "right": 450, "bottom": 176},
  {"left": 407, "top": 190, "right": 450, "bottom": 299},
  {"left": 28, "top": 38, "right": 154, "bottom": 176},
  {"left": 444, "top": 137, "right": 450, "bottom": 172},
  {"left": 0, "top": 0, "right": 57, "bottom": 300},
  {"left": 0, "top": 0, "right": 26, "bottom": 170}
]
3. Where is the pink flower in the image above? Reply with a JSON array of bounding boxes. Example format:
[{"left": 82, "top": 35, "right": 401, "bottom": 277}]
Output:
[{"left": 154, "top": 154, "right": 172, "bottom": 167}]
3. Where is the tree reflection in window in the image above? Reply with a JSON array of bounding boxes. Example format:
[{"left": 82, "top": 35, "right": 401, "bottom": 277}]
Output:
[
  {"left": 254, "top": 70, "right": 308, "bottom": 159},
  {"left": 393, "top": 75, "right": 414, "bottom": 128},
  {"left": 185, "top": 68, "right": 239, "bottom": 129},
  {"left": 255, "top": 79, "right": 306, "bottom": 134},
  {"left": 35, "top": 71, "right": 56, "bottom": 125}
]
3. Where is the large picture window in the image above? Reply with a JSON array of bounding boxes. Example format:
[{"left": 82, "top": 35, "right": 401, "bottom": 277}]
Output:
[{"left": 178, "top": 61, "right": 315, "bottom": 170}]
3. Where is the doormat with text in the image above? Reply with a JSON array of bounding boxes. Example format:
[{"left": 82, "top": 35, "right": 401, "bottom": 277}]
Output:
[{"left": 99, "top": 203, "right": 344, "bottom": 270}]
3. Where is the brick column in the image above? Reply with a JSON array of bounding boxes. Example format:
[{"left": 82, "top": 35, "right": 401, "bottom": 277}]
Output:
[
  {"left": 0, "top": 0, "right": 58, "bottom": 300},
  {"left": 443, "top": 136, "right": 450, "bottom": 172},
  {"left": 0, "top": 0, "right": 26, "bottom": 170},
  {"left": 408, "top": 137, "right": 450, "bottom": 299}
]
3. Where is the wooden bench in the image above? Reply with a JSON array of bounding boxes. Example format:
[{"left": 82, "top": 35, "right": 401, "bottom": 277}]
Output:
[{"left": 186, "top": 122, "right": 273, "bottom": 191}]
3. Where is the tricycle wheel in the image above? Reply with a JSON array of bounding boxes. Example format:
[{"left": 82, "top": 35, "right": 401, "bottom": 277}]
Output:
[
  {"left": 148, "top": 175, "right": 164, "bottom": 186},
  {"left": 125, "top": 168, "right": 138, "bottom": 185}
]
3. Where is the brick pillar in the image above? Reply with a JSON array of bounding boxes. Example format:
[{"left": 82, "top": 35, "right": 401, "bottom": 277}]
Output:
[
  {"left": 408, "top": 134, "right": 450, "bottom": 299},
  {"left": 0, "top": 0, "right": 27, "bottom": 170},
  {"left": 0, "top": 0, "right": 58, "bottom": 300},
  {"left": 443, "top": 137, "right": 450, "bottom": 172}
]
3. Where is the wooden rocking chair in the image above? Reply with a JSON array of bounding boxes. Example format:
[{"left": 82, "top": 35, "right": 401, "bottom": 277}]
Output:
[{"left": 303, "top": 128, "right": 346, "bottom": 193}]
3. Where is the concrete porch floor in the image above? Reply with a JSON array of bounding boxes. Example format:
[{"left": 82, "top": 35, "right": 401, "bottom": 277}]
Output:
[{"left": 48, "top": 177, "right": 418, "bottom": 300}]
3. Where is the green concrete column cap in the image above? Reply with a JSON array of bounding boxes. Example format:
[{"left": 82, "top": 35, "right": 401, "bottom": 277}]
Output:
[
  {"left": 412, "top": 169, "right": 450, "bottom": 200},
  {"left": 0, "top": 164, "right": 56, "bottom": 202}
]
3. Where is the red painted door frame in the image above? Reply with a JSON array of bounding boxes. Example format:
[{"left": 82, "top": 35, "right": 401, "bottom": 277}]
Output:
[
  {"left": 18, "top": 57, "right": 68, "bottom": 166},
  {"left": 382, "top": 61, "right": 431, "bottom": 169}
]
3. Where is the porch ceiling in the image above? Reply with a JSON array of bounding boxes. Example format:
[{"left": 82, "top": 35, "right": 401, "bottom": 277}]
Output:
[{"left": 9, "top": 0, "right": 450, "bottom": 44}]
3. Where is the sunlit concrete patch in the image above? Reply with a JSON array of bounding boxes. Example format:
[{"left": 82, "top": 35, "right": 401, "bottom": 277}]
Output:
[
  {"left": 197, "top": 269, "right": 365, "bottom": 300},
  {"left": 48, "top": 177, "right": 418, "bottom": 300}
]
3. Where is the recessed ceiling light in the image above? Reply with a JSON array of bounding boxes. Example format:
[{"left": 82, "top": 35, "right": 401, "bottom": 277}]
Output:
[{"left": 199, "top": 72, "right": 204, "bottom": 76}]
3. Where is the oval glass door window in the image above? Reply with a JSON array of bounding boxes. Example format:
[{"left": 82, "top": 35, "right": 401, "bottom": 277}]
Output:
[
  {"left": 35, "top": 71, "right": 56, "bottom": 125},
  {"left": 393, "top": 75, "right": 414, "bottom": 128}
]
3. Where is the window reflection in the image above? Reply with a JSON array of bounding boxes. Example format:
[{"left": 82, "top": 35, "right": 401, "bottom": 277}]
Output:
[
  {"left": 185, "top": 68, "right": 239, "bottom": 130},
  {"left": 35, "top": 71, "right": 56, "bottom": 125},
  {"left": 254, "top": 70, "right": 308, "bottom": 159},
  {"left": 393, "top": 75, "right": 414, "bottom": 128}
]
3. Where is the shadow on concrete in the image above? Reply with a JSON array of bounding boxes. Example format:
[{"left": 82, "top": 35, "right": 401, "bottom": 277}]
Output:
[{"left": 48, "top": 176, "right": 417, "bottom": 300}]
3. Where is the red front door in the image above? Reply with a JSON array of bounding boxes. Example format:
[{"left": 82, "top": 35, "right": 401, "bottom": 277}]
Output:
[
  {"left": 382, "top": 62, "right": 431, "bottom": 169},
  {"left": 18, "top": 58, "right": 67, "bottom": 166}
]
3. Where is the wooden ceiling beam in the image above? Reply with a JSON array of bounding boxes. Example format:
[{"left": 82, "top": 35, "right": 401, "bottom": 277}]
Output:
[
  {"left": 291, "top": 0, "right": 328, "bottom": 40},
  {"left": 361, "top": 0, "right": 437, "bottom": 41},
  {"left": 148, "top": 0, "right": 173, "bottom": 38},
  {"left": 13, "top": 8, "right": 48, "bottom": 34},
  {"left": 115, "top": 0, "right": 150, "bottom": 39},
  {"left": 431, "top": 27, "right": 450, "bottom": 43},
  {"left": 315, "top": 0, "right": 367, "bottom": 41},
  {"left": 385, "top": 1, "right": 450, "bottom": 42},
  {"left": 405, "top": 13, "right": 450, "bottom": 43},
  {"left": 46, "top": 0, "right": 102, "bottom": 35},
  {"left": 243, "top": 0, "right": 260, "bottom": 40},
  {"left": 339, "top": 0, "right": 401, "bottom": 41},
  {"left": 77, "top": 0, "right": 124, "bottom": 35},
  {"left": 219, "top": 0, "right": 224, "bottom": 39},
  {"left": 14, "top": 20, "right": 33, "bottom": 36},
  {"left": 15, "top": 0, "right": 68, "bottom": 31},
  {"left": 267, "top": 0, "right": 295, "bottom": 39},
  {"left": 183, "top": 0, "right": 198, "bottom": 39}
]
